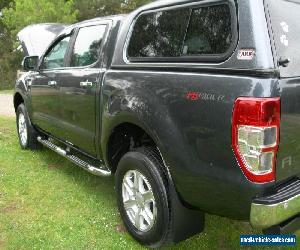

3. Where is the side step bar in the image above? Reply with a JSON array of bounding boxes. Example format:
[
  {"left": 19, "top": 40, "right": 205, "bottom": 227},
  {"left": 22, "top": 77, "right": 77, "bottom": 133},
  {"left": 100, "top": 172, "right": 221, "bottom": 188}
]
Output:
[{"left": 37, "top": 137, "right": 111, "bottom": 177}]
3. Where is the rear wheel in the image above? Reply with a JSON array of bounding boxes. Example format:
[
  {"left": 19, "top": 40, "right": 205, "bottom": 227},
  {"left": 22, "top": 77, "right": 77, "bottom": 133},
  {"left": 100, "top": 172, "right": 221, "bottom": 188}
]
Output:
[
  {"left": 122, "top": 169, "right": 157, "bottom": 232},
  {"left": 116, "top": 147, "right": 171, "bottom": 248},
  {"left": 16, "top": 103, "right": 40, "bottom": 150}
]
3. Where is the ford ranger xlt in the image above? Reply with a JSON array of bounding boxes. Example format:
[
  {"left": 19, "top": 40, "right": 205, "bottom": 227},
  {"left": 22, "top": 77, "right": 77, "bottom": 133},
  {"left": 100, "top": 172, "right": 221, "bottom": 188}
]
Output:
[{"left": 14, "top": 0, "right": 300, "bottom": 247}]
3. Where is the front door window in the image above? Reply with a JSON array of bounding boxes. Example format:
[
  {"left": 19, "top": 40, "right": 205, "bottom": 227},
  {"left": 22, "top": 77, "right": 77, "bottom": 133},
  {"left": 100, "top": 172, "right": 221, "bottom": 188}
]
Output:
[{"left": 43, "top": 36, "right": 71, "bottom": 70}]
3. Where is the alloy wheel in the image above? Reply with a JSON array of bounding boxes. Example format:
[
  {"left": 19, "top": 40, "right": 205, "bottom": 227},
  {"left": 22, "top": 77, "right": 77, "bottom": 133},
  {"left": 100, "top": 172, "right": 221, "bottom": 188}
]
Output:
[{"left": 122, "top": 170, "right": 157, "bottom": 232}]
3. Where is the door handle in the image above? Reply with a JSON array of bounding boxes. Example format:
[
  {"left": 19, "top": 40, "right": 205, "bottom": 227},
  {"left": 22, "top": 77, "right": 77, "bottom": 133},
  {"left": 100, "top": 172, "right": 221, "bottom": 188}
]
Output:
[
  {"left": 80, "top": 80, "right": 93, "bottom": 88},
  {"left": 48, "top": 81, "right": 57, "bottom": 87},
  {"left": 26, "top": 78, "right": 33, "bottom": 87}
]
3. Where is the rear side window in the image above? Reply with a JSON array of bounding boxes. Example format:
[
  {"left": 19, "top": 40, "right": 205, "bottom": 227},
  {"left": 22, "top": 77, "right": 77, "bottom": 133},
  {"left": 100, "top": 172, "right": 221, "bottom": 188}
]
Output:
[
  {"left": 127, "top": 3, "right": 234, "bottom": 61},
  {"left": 128, "top": 8, "right": 190, "bottom": 57},
  {"left": 183, "top": 5, "right": 232, "bottom": 55},
  {"left": 70, "top": 25, "right": 107, "bottom": 67}
]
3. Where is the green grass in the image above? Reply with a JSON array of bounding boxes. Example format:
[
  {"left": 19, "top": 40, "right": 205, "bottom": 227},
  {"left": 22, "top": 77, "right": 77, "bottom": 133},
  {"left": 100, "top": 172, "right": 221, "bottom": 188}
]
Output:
[
  {"left": 0, "top": 117, "right": 298, "bottom": 249},
  {"left": 0, "top": 89, "right": 13, "bottom": 95}
]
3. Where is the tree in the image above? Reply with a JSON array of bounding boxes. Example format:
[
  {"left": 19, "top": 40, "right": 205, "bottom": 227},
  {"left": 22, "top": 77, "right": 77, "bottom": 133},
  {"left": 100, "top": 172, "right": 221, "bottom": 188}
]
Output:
[
  {"left": 2, "top": 0, "right": 78, "bottom": 37},
  {"left": 0, "top": 0, "right": 153, "bottom": 90},
  {"left": 0, "top": 0, "right": 78, "bottom": 90},
  {"left": 121, "top": 0, "right": 152, "bottom": 13},
  {"left": 0, "top": 0, "right": 18, "bottom": 90},
  {"left": 74, "top": 0, "right": 153, "bottom": 22},
  {"left": 74, "top": 0, "right": 122, "bottom": 21},
  {"left": 0, "top": 0, "right": 13, "bottom": 10},
  {"left": 0, "top": 0, "right": 14, "bottom": 52}
]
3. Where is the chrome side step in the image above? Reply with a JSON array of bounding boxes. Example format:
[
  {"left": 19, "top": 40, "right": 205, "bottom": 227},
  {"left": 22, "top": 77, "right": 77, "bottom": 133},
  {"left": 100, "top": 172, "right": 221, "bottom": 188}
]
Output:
[{"left": 37, "top": 137, "right": 111, "bottom": 177}]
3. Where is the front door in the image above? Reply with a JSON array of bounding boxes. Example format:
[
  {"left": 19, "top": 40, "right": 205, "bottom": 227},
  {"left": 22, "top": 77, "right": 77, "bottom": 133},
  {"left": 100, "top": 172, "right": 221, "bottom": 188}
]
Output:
[
  {"left": 57, "top": 24, "right": 108, "bottom": 156},
  {"left": 30, "top": 35, "right": 72, "bottom": 139}
]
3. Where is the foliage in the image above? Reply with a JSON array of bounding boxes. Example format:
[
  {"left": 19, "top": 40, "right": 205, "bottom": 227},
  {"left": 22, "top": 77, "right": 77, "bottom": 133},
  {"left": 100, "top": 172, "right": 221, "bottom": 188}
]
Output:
[
  {"left": 0, "top": 0, "right": 19, "bottom": 90},
  {"left": 74, "top": 0, "right": 152, "bottom": 21},
  {"left": 0, "top": 50, "right": 23, "bottom": 90},
  {"left": 74, "top": 0, "right": 122, "bottom": 21},
  {"left": 0, "top": 0, "right": 152, "bottom": 89},
  {"left": 121, "top": 0, "right": 152, "bottom": 14},
  {"left": 0, "top": 0, "right": 77, "bottom": 90},
  {"left": 0, "top": 0, "right": 13, "bottom": 10},
  {"left": 2, "top": 0, "right": 78, "bottom": 37}
]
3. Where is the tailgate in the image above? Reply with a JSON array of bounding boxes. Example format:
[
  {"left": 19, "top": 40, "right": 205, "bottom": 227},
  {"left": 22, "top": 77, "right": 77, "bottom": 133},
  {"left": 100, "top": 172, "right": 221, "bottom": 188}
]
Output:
[
  {"left": 276, "top": 78, "right": 300, "bottom": 182},
  {"left": 266, "top": 0, "right": 300, "bottom": 181},
  {"left": 265, "top": 0, "right": 300, "bottom": 78}
]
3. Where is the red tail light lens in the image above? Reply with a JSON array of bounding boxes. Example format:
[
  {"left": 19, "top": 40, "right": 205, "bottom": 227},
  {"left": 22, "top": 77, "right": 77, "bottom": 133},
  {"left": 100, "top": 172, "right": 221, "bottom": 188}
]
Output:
[{"left": 232, "top": 97, "right": 281, "bottom": 183}]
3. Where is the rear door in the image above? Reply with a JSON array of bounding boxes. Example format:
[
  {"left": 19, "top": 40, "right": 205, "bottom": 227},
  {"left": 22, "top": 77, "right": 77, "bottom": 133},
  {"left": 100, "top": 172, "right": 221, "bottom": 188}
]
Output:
[
  {"left": 30, "top": 34, "right": 72, "bottom": 138},
  {"left": 266, "top": 0, "right": 300, "bottom": 182},
  {"left": 56, "top": 23, "right": 109, "bottom": 156}
]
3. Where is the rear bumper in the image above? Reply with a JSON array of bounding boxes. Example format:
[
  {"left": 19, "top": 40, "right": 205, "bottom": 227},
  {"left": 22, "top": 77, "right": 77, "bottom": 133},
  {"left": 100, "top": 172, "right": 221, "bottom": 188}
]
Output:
[{"left": 250, "top": 179, "right": 300, "bottom": 229}]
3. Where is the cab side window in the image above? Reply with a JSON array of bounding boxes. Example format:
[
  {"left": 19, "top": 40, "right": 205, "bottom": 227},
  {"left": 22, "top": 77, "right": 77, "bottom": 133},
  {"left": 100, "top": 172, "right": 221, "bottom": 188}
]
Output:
[
  {"left": 70, "top": 25, "right": 107, "bottom": 67},
  {"left": 43, "top": 36, "right": 71, "bottom": 70}
]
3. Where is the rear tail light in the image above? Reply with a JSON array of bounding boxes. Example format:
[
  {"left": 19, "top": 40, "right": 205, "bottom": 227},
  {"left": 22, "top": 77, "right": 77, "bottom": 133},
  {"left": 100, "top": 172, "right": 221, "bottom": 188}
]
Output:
[{"left": 232, "top": 97, "right": 281, "bottom": 183}]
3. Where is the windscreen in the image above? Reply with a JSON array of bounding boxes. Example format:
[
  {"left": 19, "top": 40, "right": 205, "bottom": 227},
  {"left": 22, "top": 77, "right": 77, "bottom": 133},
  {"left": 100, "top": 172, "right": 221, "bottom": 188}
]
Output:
[{"left": 266, "top": 0, "right": 300, "bottom": 77}]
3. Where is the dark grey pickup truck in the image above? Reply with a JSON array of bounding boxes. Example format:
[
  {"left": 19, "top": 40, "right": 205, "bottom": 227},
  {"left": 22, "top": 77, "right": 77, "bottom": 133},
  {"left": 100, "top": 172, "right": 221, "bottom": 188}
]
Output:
[{"left": 14, "top": 0, "right": 300, "bottom": 247}]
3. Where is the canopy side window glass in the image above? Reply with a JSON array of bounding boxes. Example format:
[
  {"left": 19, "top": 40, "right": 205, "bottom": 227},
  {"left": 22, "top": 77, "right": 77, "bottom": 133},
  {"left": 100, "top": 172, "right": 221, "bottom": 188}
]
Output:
[{"left": 127, "top": 3, "right": 233, "bottom": 61}]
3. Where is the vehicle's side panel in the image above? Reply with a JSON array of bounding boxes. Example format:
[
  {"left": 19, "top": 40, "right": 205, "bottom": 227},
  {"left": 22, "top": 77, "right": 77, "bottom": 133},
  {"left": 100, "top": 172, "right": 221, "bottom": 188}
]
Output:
[
  {"left": 55, "top": 21, "right": 113, "bottom": 156},
  {"left": 101, "top": 70, "right": 277, "bottom": 219},
  {"left": 30, "top": 71, "right": 63, "bottom": 138},
  {"left": 26, "top": 32, "right": 74, "bottom": 139},
  {"left": 57, "top": 68, "right": 101, "bottom": 156}
]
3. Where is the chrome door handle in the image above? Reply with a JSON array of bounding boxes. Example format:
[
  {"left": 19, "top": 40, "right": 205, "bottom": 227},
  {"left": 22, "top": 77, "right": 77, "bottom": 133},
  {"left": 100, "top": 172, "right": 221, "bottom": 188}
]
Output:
[
  {"left": 48, "top": 81, "right": 57, "bottom": 87},
  {"left": 80, "top": 81, "right": 93, "bottom": 88}
]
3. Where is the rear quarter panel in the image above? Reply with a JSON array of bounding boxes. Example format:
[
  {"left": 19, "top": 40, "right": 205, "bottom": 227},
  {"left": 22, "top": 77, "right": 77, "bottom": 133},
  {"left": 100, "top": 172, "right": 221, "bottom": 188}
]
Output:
[{"left": 101, "top": 70, "right": 278, "bottom": 219}]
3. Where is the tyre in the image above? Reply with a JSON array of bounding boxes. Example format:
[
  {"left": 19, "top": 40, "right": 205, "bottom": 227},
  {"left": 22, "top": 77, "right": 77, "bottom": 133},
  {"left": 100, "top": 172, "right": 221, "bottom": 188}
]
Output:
[
  {"left": 16, "top": 103, "right": 40, "bottom": 150},
  {"left": 115, "top": 147, "right": 171, "bottom": 248}
]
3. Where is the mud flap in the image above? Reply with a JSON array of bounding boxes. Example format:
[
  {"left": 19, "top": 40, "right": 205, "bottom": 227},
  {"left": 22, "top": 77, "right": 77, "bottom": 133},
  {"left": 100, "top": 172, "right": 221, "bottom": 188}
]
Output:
[{"left": 167, "top": 177, "right": 205, "bottom": 244}]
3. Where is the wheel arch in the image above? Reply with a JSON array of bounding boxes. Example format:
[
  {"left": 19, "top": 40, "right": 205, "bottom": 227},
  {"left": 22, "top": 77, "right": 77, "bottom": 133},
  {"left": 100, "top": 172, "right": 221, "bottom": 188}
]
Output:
[
  {"left": 104, "top": 118, "right": 166, "bottom": 174},
  {"left": 14, "top": 71, "right": 33, "bottom": 113},
  {"left": 100, "top": 95, "right": 187, "bottom": 183},
  {"left": 13, "top": 92, "right": 25, "bottom": 112}
]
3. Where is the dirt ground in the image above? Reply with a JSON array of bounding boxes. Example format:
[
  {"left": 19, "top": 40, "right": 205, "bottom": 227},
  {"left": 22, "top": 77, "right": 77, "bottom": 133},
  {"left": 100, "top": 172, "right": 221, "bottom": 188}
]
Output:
[{"left": 0, "top": 94, "right": 15, "bottom": 117}]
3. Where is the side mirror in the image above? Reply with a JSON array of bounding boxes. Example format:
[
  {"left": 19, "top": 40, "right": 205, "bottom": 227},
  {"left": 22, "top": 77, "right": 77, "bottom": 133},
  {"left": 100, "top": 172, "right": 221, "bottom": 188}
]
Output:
[{"left": 22, "top": 56, "right": 39, "bottom": 71}]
